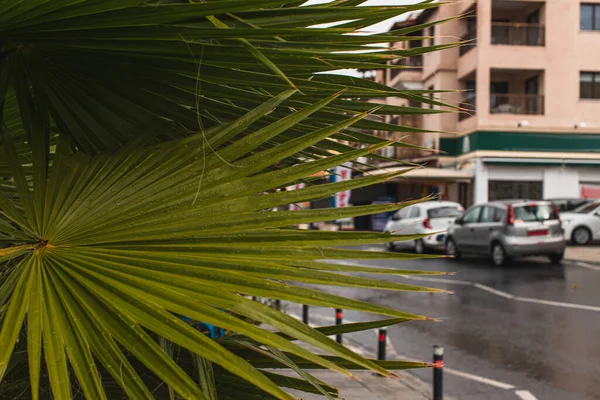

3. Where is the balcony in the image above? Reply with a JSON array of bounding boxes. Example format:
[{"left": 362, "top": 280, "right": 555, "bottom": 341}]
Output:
[
  {"left": 390, "top": 55, "right": 423, "bottom": 80},
  {"left": 491, "top": 22, "right": 545, "bottom": 46},
  {"left": 459, "top": 95, "right": 476, "bottom": 121},
  {"left": 490, "top": 93, "right": 544, "bottom": 115},
  {"left": 459, "top": 27, "right": 477, "bottom": 56}
]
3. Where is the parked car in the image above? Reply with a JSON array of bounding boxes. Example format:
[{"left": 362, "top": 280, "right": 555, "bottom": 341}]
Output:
[
  {"left": 547, "top": 198, "right": 594, "bottom": 212},
  {"left": 445, "top": 200, "right": 566, "bottom": 266},
  {"left": 384, "top": 201, "right": 464, "bottom": 253},
  {"left": 561, "top": 200, "right": 600, "bottom": 245}
]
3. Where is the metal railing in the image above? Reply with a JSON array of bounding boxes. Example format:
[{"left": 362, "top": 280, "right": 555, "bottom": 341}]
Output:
[
  {"left": 490, "top": 93, "right": 544, "bottom": 115},
  {"left": 390, "top": 55, "right": 423, "bottom": 80},
  {"left": 459, "top": 95, "right": 476, "bottom": 121},
  {"left": 491, "top": 22, "right": 545, "bottom": 46},
  {"left": 459, "top": 28, "right": 477, "bottom": 56}
]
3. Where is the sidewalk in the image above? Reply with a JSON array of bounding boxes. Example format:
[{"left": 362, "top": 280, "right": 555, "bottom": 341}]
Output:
[
  {"left": 284, "top": 369, "right": 432, "bottom": 400},
  {"left": 565, "top": 245, "right": 600, "bottom": 264},
  {"left": 278, "top": 338, "right": 436, "bottom": 400}
]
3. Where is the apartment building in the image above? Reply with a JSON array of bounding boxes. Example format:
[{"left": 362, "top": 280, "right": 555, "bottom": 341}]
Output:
[{"left": 368, "top": 0, "right": 600, "bottom": 207}]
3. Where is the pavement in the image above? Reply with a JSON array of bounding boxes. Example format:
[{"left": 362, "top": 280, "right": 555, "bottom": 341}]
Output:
[
  {"left": 285, "top": 370, "right": 431, "bottom": 400},
  {"left": 564, "top": 244, "right": 600, "bottom": 264},
  {"left": 277, "top": 244, "right": 600, "bottom": 400},
  {"left": 267, "top": 323, "right": 436, "bottom": 399}
]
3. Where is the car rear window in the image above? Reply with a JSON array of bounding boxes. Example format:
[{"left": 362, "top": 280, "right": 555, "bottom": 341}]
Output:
[
  {"left": 574, "top": 201, "right": 600, "bottom": 213},
  {"left": 513, "top": 204, "right": 558, "bottom": 222},
  {"left": 427, "top": 206, "right": 463, "bottom": 219}
]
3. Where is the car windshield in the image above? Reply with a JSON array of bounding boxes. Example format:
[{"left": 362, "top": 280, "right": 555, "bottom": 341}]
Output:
[
  {"left": 513, "top": 204, "right": 558, "bottom": 222},
  {"left": 573, "top": 201, "right": 600, "bottom": 214},
  {"left": 427, "top": 206, "right": 463, "bottom": 219}
]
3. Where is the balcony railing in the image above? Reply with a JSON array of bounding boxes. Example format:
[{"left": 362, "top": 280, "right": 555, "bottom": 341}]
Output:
[
  {"left": 459, "top": 95, "right": 476, "bottom": 121},
  {"left": 390, "top": 55, "right": 423, "bottom": 80},
  {"left": 490, "top": 93, "right": 544, "bottom": 115},
  {"left": 491, "top": 22, "right": 545, "bottom": 46},
  {"left": 459, "top": 28, "right": 477, "bottom": 56}
]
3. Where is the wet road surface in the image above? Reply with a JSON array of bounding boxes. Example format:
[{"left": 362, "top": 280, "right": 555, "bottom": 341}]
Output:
[{"left": 284, "top": 246, "right": 600, "bottom": 400}]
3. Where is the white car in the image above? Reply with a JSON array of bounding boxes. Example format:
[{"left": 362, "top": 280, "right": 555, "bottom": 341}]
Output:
[
  {"left": 561, "top": 200, "right": 600, "bottom": 245},
  {"left": 384, "top": 201, "right": 464, "bottom": 253}
]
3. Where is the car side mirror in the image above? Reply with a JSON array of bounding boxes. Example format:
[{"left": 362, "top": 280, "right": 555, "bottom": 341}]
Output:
[{"left": 455, "top": 218, "right": 464, "bottom": 225}]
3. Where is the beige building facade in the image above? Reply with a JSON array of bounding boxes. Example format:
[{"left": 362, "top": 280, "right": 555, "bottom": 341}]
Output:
[{"left": 371, "top": 0, "right": 600, "bottom": 206}]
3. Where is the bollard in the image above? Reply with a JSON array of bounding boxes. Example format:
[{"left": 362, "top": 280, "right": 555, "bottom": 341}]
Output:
[
  {"left": 251, "top": 296, "right": 257, "bottom": 301},
  {"left": 433, "top": 345, "right": 444, "bottom": 400},
  {"left": 378, "top": 328, "right": 387, "bottom": 361},
  {"left": 372, "top": 327, "right": 388, "bottom": 377},
  {"left": 302, "top": 305, "right": 309, "bottom": 324},
  {"left": 335, "top": 309, "right": 343, "bottom": 344},
  {"left": 275, "top": 299, "right": 281, "bottom": 311}
]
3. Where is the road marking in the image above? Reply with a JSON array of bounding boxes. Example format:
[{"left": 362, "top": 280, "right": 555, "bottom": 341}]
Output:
[
  {"left": 575, "top": 262, "right": 600, "bottom": 272},
  {"left": 443, "top": 368, "right": 515, "bottom": 390},
  {"left": 515, "top": 296, "right": 600, "bottom": 312},
  {"left": 515, "top": 390, "right": 538, "bottom": 400},
  {"left": 331, "top": 260, "right": 600, "bottom": 313},
  {"left": 473, "top": 283, "right": 515, "bottom": 299}
]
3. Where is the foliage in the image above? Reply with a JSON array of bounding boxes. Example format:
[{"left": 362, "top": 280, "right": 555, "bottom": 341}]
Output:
[{"left": 0, "top": 0, "right": 452, "bottom": 399}]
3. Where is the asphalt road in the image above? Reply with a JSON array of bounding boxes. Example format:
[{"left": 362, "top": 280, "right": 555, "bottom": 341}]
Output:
[{"left": 284, "top": 246, "right": 600, "bottom": 400}]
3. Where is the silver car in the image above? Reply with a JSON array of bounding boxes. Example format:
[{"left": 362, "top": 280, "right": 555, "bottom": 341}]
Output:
[{"left": 446, "top": 200, "right": 566, "bottom": 266}]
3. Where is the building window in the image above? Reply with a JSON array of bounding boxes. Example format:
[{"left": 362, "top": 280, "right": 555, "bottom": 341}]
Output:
[
  {"left": 581, "top": 4, "right": 600, "bottom": 31},
  {"left": 428, "top": 26, "right": 436, "bottom": 46},
  {"left": 488, "top": 181, "right": 543, "bottom": 201},
  {"left": 580, "top": 72, "right": 600, "bottom": 99}
]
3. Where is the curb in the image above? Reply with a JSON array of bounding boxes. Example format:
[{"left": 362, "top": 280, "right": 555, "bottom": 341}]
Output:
[{"left": 566, "top": 258, "right": 600, "bottom": 266}]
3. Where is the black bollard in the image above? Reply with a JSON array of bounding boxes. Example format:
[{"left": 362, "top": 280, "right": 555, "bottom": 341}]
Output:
[
  {"left": 378, "top": 328, "right": 387, "bottom": 361},
  {"left": 302, "top": 305, "right": 309, "bottom": 324},
  {"left": 275, "top": 299, "right": 281, "bottom": 311},
  {"left": 433, "top": 345, "right": 444, "bottom": 400},
  {"left": 335, "top": 309, "right": 343, "bottom": 344}
]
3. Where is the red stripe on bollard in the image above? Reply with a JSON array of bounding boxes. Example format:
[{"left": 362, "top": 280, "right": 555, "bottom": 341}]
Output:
[{"left": 433, "top": 345, "right": 444, "bottom": 400}]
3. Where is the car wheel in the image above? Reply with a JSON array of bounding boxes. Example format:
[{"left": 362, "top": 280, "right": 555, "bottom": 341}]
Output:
[
  {"left": 549, "top": 252, "right": 564, "bottom": 264},
  {"left": 414, "top": 239, "right": 425, "bottom": 254},
  {"left": 572, "top": 227, "right": 591, "bottom": 245},
  {"left": 445, "top": 238, "right": 461, "bottom": 260},
  {"left": 491, "top": 243, "right": 509, "bottom": 266}
]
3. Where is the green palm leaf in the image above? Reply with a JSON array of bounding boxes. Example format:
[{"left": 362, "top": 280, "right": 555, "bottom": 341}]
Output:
[
  {"left": 0, "top": 101, "right": 442, "bottom": 398},
  {"left": 0, "top": 0, "right": 455, "bottom": 398}
]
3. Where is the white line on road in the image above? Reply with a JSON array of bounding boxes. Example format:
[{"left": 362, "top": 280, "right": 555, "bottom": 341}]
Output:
[
  {"left": 443, "top": 368, "right": 515, "bottom": 390},
  {"left": 515, "top": 296, "right": 600, "bottom": 312},
  {"left": 473, "top": 283, "right": 515, "bottom": 299},
  {"left": 332, "top": 260, "right": 600, "bottom": 312},
  {"left": 575, "top": 262, "right": 600, "bottom": 272},
  {"left": 515, "top": 390, "right": 539, "bottom": 400}
]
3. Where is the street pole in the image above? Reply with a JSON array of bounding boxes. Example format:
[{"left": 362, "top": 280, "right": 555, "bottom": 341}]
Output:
[
  {"left": 335, "top": 309, "right": 343, "bottom": 344},
  {"left": 433, "top": 345, "right": 444, "bottom": 400}
]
